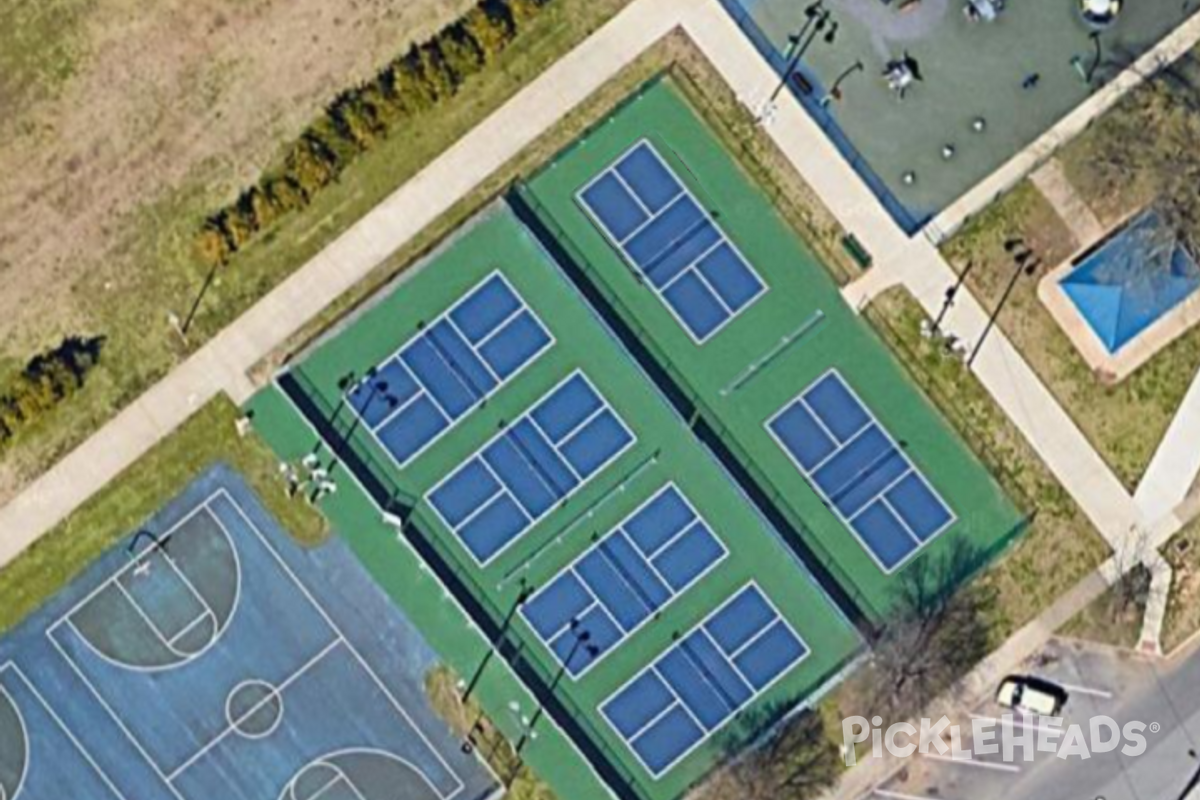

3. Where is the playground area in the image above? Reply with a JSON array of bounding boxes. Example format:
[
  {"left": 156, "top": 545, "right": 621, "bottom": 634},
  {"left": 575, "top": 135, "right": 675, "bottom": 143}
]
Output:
[{"left": 721, "top": 0, "right": 1200, "bottom": 230}]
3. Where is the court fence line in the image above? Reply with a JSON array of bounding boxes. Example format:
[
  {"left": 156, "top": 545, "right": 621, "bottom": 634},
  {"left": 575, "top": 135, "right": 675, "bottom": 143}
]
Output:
[
  {"left": 859, "top": 302, "right": 1037, "bottom": 575},
  {"left": 664, "top": 67, "right": 862, "bottom": 288},
  {"left": 276, "top": 368, "right": 663, "bottom": 800},
  {"left": 859, "top": 303, "right": 1037, "bottom": 514},
  {"left": 509, "top": 186, "right": 876, "bottom": 632}
]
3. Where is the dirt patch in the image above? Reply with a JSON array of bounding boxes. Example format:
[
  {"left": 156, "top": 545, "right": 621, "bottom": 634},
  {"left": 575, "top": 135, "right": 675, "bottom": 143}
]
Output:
[{"left": 0, "top": 0, "right": 474, "bottom": 352}]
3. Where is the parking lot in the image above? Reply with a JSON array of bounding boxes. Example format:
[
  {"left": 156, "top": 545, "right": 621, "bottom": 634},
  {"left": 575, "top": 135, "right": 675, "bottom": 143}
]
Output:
[{"left": 870, "top": 637, "right": 1200, "bottom": 800}]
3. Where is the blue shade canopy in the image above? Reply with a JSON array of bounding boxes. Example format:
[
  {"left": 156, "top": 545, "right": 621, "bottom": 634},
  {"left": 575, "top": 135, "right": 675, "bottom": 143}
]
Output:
[{"left": 1061, "top": 211, "right": 1200, "bottom": 353}]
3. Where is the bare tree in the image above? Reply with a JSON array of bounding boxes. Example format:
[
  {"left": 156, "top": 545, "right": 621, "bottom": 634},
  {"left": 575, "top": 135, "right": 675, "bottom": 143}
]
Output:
[
  {"left": 736, "top": 712, "right": 841, "bottom": 800},
  {"left": 703, "top": 708, "right": 842, "bottom": 800},
  {"left": 852, "top": 541, "right": 996, "bottom": 726},
  {"left": 1090, "top": 55, "right": 1200, "bottom": 252}
]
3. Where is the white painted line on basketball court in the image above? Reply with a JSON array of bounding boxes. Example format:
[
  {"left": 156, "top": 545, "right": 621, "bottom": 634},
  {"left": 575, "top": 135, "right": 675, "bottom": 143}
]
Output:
[{"left": 1, "top": 663, "right": 132, "bottom": 800}]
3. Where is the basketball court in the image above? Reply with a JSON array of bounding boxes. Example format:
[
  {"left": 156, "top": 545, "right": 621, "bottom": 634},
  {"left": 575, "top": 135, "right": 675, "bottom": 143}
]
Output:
[{"left": 0, "top": 470, "right": 496, "bottom": 800}]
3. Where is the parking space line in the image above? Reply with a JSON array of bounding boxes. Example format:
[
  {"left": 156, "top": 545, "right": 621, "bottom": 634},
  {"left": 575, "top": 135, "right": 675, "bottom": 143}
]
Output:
[
  {"left": 1058, "top": 683, "right": 1114, "bottom": 699},
  {"left": 970, "top": 714, "right": 1063, "bottom": 735},
  {"left": 873, "top": 789, "right": 958, "bottom": 800},
  {"left": 924, "top": 754, "right": 1021, "bottom": 773}
]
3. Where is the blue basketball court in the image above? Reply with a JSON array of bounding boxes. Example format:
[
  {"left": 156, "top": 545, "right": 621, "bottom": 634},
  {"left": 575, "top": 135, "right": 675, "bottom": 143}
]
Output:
[
  {"left": 766, "top": 370, "right": 955, "bottom": 572},
  {"left": 576, "top": 141, "right": 767, "bottom": 343},
  {"left": 427, "top": 371, "right": 636, "bottom": 566},
  {"left": 600, "top": 583, "right": 808, "bottom": 777},
  {"left": 0, "top": 468, "right": 496, "bottom": 800},
  {"left": 520, "top": 484, "right": 728, "bottom": 678},
  {"left": 348, "top": 272, "right": 553, "bottom": 468}
]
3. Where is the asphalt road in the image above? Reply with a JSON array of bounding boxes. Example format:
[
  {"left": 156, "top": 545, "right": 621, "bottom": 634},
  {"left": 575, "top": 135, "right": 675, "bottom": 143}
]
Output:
[{"left": 870, "top": 637, "right": 1200, "bottom": 800}]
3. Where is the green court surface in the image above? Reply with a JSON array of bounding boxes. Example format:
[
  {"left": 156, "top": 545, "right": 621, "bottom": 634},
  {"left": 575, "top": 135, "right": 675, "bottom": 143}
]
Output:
[
  {"left": 518, "top": 79, "right": 1024, "bottom": 621},
  {"left": 247, "top": 206, "right": 861, "bottom": 800}
]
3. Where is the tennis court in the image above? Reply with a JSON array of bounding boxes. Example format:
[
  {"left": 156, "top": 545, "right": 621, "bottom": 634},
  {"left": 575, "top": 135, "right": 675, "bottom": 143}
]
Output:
[
  {"left": 600, "top": 583, "right": 807, "bottom": 777},
  {"left": 426, "top": 371, "right": 636, "bottom": 565},
  {"left": 767, "top": 370, "right": 955, "bottom": 573},
  {"left": 521, "top": 80, "right": 1024, "bottom": 621},
  {"left": 255, "top": 207, "right": 862, "bottom": 800},
  {"left": 577, "top": 140, "right": 766, "bottom": 343},
  {"left": 348, "top": 272, "right": 553, "bottom": 468},
  {"left": 520, "top": 483, "right": 728, "bottom": 678}
]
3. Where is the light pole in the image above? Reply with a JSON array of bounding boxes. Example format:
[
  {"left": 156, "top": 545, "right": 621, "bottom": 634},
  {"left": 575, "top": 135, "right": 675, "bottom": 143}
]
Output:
[
  {"left": 462, "top": 579, "right": 533, "bottom": 704},
  {"left": 930, "top": 260, "right": 976, "bottom": 337},
  {"left": 313, "top": 368, "right": 397, "bottom": 498},
  {"left": 515, "top": 621, "right": 598, "bottom": 755},
  {"left": 762, "top": 1, "right": 838, "bottom": 116},
  {"left": 1088, "top": 31, "right": 1103, "bottom": 83},
  {"left": 968, "top": 250, "right": 1040, "bottom": 368}
]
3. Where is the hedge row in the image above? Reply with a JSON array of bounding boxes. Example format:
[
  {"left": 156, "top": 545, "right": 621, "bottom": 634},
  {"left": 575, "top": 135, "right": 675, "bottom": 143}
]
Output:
[
  {"left": 0, "top": 337, "right": 105, "bottom": 450},
  {"left": 196, "top": 0, "right": 552, "bottom": 267}
]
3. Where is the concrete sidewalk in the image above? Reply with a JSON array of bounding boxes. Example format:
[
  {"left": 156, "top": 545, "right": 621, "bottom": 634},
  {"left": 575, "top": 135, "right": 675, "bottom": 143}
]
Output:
[
  {"left": 0, "top": 3, "right": 1192, "bottom": 800},
  {"left": 0, "top": 0, "right": 688, "bottom": 567},
  {"left": 1136, "top": 367, "right": 1200, "bottom": 521},
  {"left": 701, "top": 1, "right": 1144, "bottom": 548}
]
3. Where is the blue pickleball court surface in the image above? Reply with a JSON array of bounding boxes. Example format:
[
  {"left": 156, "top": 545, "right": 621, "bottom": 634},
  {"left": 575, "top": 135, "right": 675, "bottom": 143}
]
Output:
[
  {"left": 766, "top": 370, "right": 955, "bottom": 572},
  {"left": 520, "top": 484, "right": 728, "bottom": 678},
  {"left": 576, "top": 140, "right": 767, "bottom": 343},
  {"left": 426, "top": 371, "right": 636, "bottom": 565},
  {"left": 600, "top": 583, "right": 808, "bottom": 777},
  {"left": 348, "top": 272, "right": 553, "bottom": 468}
]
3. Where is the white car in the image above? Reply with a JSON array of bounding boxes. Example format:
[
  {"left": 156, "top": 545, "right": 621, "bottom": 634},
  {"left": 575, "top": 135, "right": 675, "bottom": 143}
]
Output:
[{"left": 996, "top": 676, "right": 1068, "bottom": 716}]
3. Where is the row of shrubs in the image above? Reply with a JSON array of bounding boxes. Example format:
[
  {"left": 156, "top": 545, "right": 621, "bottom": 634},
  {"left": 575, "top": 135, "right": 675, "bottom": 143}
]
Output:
[
  {"left": 196, "top": 0, "right": 553, "bottom": 267},
  {"left": 0, "top": 337, "right": 106, "bottom": 450}
]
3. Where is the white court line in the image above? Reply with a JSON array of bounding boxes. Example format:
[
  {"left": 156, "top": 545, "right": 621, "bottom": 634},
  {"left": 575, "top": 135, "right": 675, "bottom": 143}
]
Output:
[
  {"left": 345, "top": 269, "right": 555, "bottom": 472},
  {"left": 763, "top": 367, "right": 957, "bottom": 576},
  {"left": 600, "top": 580, "right": 809, "bottom": 778},
  {"left": 424, "top": 369, "right": 637, "bottom": 569},
  {"left": 284, "top": 749, "right": 445, "bottom": 800},
  {"left": 48, "top": 491, "right": 242, "bottom": 675},
  {"left": 112, "top": 580, "right": 196, "bottom": 662},
  {"left": 282, "top": 381, "right": 622, "bottom": 798},
  {"left": 169, "top": 638, "right": 342, "bottom": 780},
  {"left": 168, "top": 612, "right": 217, "bottom": 649},
  {"left": 45, "top": 486, "right": 465, "bottom": 800},
  {"left": 221, "top": 498, "right": 468, "bottom": 800},
  {"left": 924, "top": 754, "right": 1021, "bottom": 773},
  {"left": 575, "top": 138, "right": 768, "bottom": 345},
  {"left": 0, "top": 679, "right": 29, "bottom": 800},
  {"left": 518, "top": 482, "right": 729, "bottom": 680},
  {"left": 0, "top": 663, "right": 131, "bottom": 800},
  {"left": 1058, "top": 683, "right": 1114, "bottom": 699}
]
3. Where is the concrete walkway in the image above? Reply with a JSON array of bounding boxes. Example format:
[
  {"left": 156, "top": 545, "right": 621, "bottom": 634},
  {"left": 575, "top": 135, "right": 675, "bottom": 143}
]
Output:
[
  {"left": 1029, "top": 157, "right": 1104, "bottom": 246},
  {"left": 0, "top": 0, "right": 689, "bottom": 566},
  {"left": 1139, "top": 551, "right": 1173, "bottom": 656},
  {"left": 1136, "top": 370, "right": 1200, "bottom": 520},
  {"left": 0, "top": 1, "right": 1195, "bottom": 798}
]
